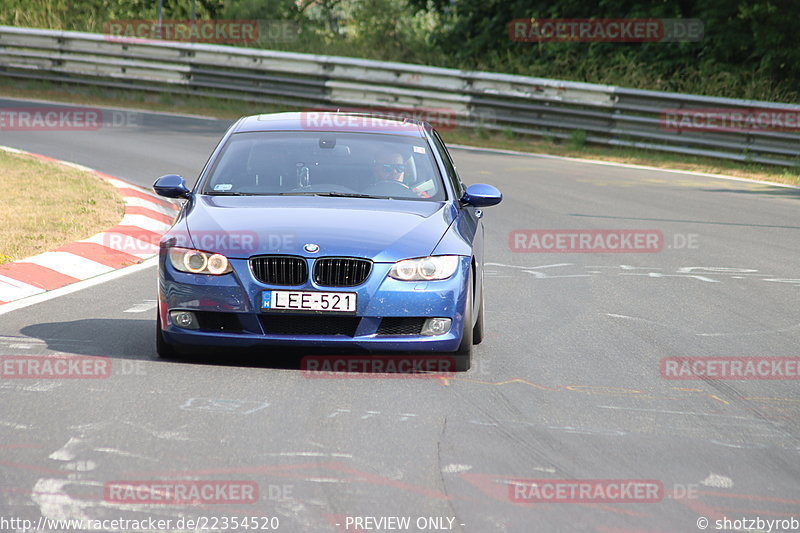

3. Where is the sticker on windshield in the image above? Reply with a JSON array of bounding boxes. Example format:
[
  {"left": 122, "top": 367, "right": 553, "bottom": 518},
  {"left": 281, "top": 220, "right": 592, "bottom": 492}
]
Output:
[
  {"left": 413, "top": 146, "right": 426, "bottom": 154},
  {"left": 214, "top": 183, "right": 233, "bottom": 191}
]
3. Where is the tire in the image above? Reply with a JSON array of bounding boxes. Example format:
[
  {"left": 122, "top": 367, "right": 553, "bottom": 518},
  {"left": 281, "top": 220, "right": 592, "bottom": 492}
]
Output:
[
  {"left": 453, "top": 271, "right": 473, "bottom": 372},
  {"left": 155, "top": 311, "right": 179, "bottom": 359},
  {"left": 472, "top": 270, "right": 485, "bottom": 345}
]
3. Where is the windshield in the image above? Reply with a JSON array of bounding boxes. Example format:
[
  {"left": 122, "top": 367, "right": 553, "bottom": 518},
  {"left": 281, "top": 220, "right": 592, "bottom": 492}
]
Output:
[{"left": 200, "top": 131, "right": 446, "bottom": 201}]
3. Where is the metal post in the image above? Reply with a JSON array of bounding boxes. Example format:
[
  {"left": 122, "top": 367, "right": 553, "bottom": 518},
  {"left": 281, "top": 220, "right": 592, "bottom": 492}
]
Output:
[{"left": 156, "top": 0, "right": 163, "bottom": 39}]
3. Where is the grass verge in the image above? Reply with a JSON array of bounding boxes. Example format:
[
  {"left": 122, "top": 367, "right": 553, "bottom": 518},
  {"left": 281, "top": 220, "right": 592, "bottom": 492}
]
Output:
[
  {"left": 0, "top": 149, "right": 124, "bottom": 265},
  {"left": 0, "top": 78, "right": 798, "bottom": 188}
]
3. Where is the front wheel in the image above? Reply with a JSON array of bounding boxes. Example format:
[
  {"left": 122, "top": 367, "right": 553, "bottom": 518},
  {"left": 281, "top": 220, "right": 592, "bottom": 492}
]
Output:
[
  {"left": 155, "top": 311, "right": 179, "bottom": 359},
  {"left": 472, "top": 274, "right": 485, "bottom": 345},
  {"left": 452, "top": 272, "right": 473, "bottom": 372}
]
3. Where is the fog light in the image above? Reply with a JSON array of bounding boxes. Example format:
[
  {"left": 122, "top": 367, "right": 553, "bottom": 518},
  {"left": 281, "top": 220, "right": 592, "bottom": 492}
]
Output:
[
  {"left": 170, "top": 311, "right": 199, "bottom": 330},
  {"left": 420, "top": 318, "right": 451, "bottom": 336}
]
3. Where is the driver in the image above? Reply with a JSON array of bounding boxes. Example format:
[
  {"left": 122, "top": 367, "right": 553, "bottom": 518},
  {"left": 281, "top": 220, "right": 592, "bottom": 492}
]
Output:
[{"left": 372, "top": 149, "right": 429, "bottom": 198}]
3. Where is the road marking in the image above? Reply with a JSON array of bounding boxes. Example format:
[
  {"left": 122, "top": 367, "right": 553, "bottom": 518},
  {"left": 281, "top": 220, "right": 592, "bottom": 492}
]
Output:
[
  {"left": 524, "top": 270, "right": 591, "bottom": 279},
  {"left": 32, "top": 478, "right": 92, "bottom": 522},
  {"left": 81, "top": 231, "right": 158, "bottom": 258},
  {"left": 0, "top": 335, "right": 48, "bottom": 344},
  {"left": 19, "top": 382, "right": 62, "bottom": 392},
  {"left": 93, "top": 447, "right": 153, "bottom": 460},
  {"left": 180, "top": 398, "right": 270, "bottom": 415},
  {"left": 123, "top": 300, "right": 157, "bottom": 313},
  {"left": 23, "top": 252, "right": 115, "bottom": 280},
  {"left": 63, "top": 460, "right": 96, "bottom": 472},
  {"left": 0, "top": 420, "right": 31, "bottom": 429},
  {"left": 622, "top": 272, "right": 720, "bottom": 282},
  {"left": 258, "top": 452, "right": 354, "bottom": 458},
  {"left": 442, "top": 464, "right": 473, "bottom": 473},
  {"left": 327, "top": 409, "right": 419, "bottom": 421},
  {"left": 677, "top": 267, "right": 758, "bottom": 273},
  {"left": 763, "top": 278, "right": 800, "bottom": 286},
  {"left": 0, "top": 257, "right": 157, "bottom": 316},
  {"left": 119, "top": 213, "right": 172, "bottom": 232},
  {"left": 0, "top": 274, "right": 45, "bottom": 301},
  {"left": 708, "top": 440, "right": 769, "bottom": 449},
  {"left": 49, "top": 437, "right": 85, "bottom": 461},
  {"left": 604, "top": 313, "right": 675, "bottom": 328},
  {"left": 489, "top": 263, "right": 795, "bottom": 287},
  {"left": 596, "top": 406, "right": 756, "bottom": 419},
  {"left": 700, "top": 473, "right": 734, "bottom": 488}
]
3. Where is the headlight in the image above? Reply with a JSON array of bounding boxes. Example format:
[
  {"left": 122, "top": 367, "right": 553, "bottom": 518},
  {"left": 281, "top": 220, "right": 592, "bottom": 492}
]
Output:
[
  {"left": 389, "top": 256, "right": 459, "bottom": 281},
  {"left": 168, "top": 247, "right": 232, "bottom": 275}
]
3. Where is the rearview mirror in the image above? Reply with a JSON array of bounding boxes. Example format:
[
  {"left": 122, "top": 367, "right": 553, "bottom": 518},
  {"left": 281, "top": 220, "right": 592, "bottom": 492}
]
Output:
[
  {"left": 153, "top": 174, "right": 191, "bottom": 199},
  {"left": 461, "top": 183, "right": 502, "bottom": 207}
]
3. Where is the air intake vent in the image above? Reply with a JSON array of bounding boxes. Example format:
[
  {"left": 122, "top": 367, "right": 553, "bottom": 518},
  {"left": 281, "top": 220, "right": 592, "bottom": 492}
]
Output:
[
  {"left": 313, "top": 257, "right": 372, "bottom": 287},
  {"left": 195, "top": 311, "right": 243, "bottom": 333},
  {"left": 259, "top": 315, "right": 360, "bottom": 336},
  {"left": 376, "top": 317, "right": 426, "bottom": 336},
  {"left": 250, "top": 255, "right": 308, "bottom": 285}
]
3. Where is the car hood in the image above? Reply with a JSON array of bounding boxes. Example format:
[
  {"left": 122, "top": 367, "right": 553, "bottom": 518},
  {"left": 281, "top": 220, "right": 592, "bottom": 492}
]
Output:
[{"left": 174, "top": 195, "right": 456, "bottom": 262}]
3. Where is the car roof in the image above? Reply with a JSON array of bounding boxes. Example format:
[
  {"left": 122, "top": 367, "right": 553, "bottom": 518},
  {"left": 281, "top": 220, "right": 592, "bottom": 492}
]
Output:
[{"left": 233, "top": 112, "right": 431, "bottom": 137}]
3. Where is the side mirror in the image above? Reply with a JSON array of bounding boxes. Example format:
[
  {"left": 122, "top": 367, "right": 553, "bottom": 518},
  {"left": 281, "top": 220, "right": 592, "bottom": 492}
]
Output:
[
  {"left": 461, "top": 183, "right": 502, "bottom": 207},
  {"left": 153, "top": 174, "right": 191, "bottom": 199}
]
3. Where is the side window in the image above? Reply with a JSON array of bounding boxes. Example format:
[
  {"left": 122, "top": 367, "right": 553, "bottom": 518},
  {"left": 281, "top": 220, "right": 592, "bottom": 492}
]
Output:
[{"left": 430, "top": 130, "right": 465, "bottom": 198}]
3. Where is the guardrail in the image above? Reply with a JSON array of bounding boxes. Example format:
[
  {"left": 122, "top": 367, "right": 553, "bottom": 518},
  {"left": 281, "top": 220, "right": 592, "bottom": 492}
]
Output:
[{"left": 1, "top": 25, "right": 798, "bottom": 167}]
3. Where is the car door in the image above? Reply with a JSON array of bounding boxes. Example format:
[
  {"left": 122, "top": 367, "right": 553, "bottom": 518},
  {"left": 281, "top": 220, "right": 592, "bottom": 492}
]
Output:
[{"left": 429, "top": 129, "right": 485, "bottom": 304}]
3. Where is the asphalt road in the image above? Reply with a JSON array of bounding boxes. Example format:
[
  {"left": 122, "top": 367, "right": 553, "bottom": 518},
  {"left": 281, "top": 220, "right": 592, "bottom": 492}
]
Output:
[{"left": 1, "top": 98, "right": 799, "bottom": 532}]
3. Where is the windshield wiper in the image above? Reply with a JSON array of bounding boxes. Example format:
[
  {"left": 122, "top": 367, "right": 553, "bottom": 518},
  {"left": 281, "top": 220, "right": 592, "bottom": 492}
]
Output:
[
  {"left": 277, "top": 191, "right": 389, "bottom": 199},
  {"left": 204, "top": 191, "right": 261, "bottom": 196},
  {"left": 314, "top": 192, "right": 387, "bottom": 198}
]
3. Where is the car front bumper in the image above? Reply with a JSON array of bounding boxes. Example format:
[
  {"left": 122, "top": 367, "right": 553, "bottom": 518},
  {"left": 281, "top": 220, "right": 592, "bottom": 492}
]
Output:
[{"left": 158, "top": 253, "right": 471, "bottom": 353}]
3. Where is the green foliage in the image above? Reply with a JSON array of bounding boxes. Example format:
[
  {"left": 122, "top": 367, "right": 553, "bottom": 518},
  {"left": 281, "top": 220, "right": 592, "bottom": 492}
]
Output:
[
  {"left": 221, "top": 0, "right": 299, "bottom": 23},
  {"left": 0, "top": 0, "right": 797, "bottom": 102},
  {"left": 0, "top": 0, "right": 220, "bottom": 31},
  {"left": 413, "top": 0, "right": 800, "bottom": 101},
  {"left": 569, "top": 129, "right": 587, "bottom": 150}
]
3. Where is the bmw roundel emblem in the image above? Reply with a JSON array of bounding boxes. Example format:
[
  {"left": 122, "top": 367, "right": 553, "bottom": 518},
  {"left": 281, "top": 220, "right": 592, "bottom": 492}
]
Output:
[{"left": 304, "top": 243, "right": 320, "bottom": 253}]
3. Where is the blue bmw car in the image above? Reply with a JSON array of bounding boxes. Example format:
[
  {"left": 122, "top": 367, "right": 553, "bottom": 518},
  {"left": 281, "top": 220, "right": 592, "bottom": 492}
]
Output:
[{"left": 153, "top": 112, "right": 501, "bottom": 370}]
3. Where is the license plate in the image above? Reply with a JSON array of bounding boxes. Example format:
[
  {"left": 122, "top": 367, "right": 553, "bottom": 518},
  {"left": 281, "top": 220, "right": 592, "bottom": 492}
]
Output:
[{"left": 261, "top": 290, "right": 357, "bottom": 313}]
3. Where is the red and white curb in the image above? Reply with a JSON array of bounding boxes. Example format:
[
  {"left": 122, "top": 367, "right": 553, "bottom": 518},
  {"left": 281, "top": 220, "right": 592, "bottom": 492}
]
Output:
[{"left": 0, "top": 146, "right": 178, "bottom": 305}]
